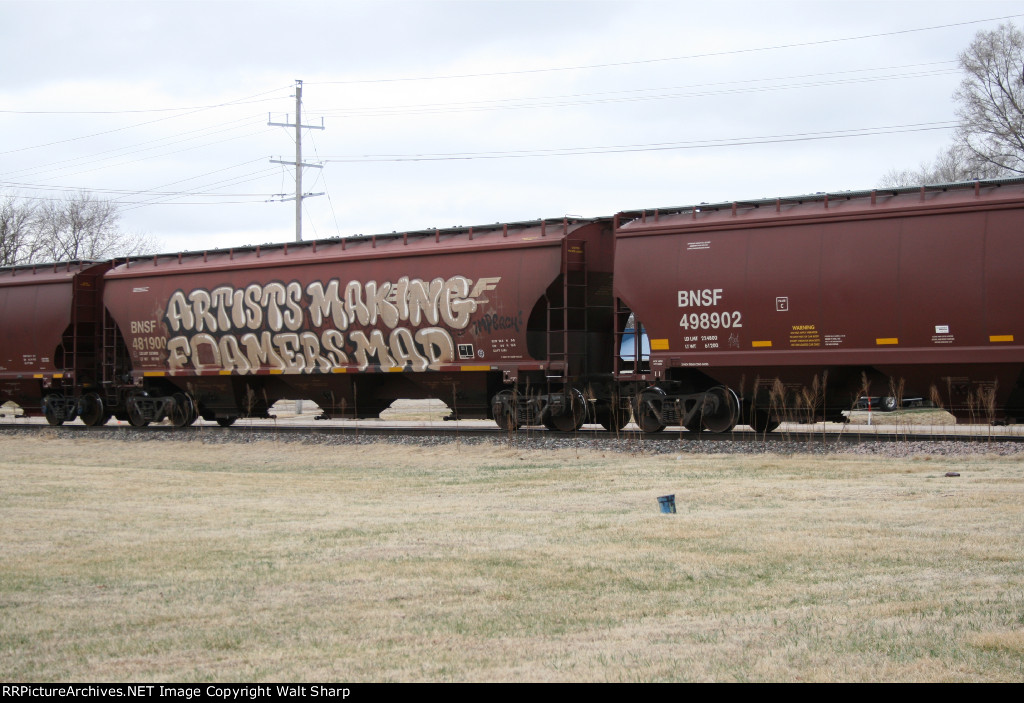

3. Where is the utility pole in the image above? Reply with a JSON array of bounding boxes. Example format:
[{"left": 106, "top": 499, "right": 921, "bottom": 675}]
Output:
[{"left": 269, "top": 79, "right": 325, "bottom": 242}]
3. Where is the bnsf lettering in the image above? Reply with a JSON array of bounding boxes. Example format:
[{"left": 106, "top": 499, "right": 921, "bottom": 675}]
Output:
[
  {"left": 131, "top": 320, "right": 157, "bottom": 334},
  {"left": 675, "top": 289, "right": 742, "bottom": 331},
  {"left": 677, "top": 289, "right": 723, "bottom": 307}
]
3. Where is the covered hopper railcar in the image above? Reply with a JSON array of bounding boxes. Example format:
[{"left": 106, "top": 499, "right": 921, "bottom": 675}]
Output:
[
  {"left": 0, "top": 260, "right": 115, "bottom": 425},
  {"left": 613, "top": 178, "right": 1024, "bottom": 432},
  {"left": 95, "top": 218, "right": 616, "bottom": 429}
]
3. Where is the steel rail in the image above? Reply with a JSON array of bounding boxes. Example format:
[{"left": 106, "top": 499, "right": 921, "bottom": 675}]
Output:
[{"left": 1, "top": 420, "right": 1022, "bottom": 445}]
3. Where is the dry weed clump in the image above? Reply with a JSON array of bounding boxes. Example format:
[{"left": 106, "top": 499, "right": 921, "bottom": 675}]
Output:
[{"left": 1, "top": 436, "right": 1022, "bottom": 682}]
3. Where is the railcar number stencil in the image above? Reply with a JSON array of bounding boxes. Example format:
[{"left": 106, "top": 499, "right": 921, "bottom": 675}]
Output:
[{"left": 677, "top": 288, "right": 742, "bottom": 331}]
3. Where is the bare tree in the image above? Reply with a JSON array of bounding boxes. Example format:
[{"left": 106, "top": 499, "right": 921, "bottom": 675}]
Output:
[
  {"left": 880, "top": 22, "right": 1024, "bottom": 186},
  {"left": 27, "top": 192, "right": 157, "bottom": 263},
  {"left": 0, "top": 191, "right": 159, "bottom": 265},
  {"left": 878, "top": 144, "right": 1004, "bottom": 187},
  {"left": 34, "top": 192, "right": 120, "bottom": 261},
  {"left": 0, "top": 195, "right": 36, "bottom": 265},
  {"left": 953, "top": 22, "right": 1024, "bottom": 175}
]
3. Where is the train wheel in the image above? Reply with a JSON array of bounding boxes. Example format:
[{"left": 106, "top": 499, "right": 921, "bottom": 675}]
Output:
[
  {"left": 495, "top": 412, "right": 519, "bottom": 431},
  {"left": 632, "top": 388, "right": 667, "bottom": 434},
  {"left": 79, "top": 393, "right": 107, "bottom": 427},
  {"left": 596, "top": 402, "right": 629, "bottom": 432},
  {"left": 548, "top": 388, "right": 586, "bottom": 432},
  {"left": 127, "top": 405, "right": 150, "bottom": 427},
  {"left": 125, "top": 393, "right": 150, "bottom": 427},
  {"left": 491, "top": 390, "right": 520, "bottom": 431},
  {"left": 549, "top": 412, "right": 584, "bottom": 432},
  {"left": 751, "top": 408, "right": 781, "bottom": 433},
  {"left": 44, "top": 406, "right": 64, "bottom": 426},
  {"left": 700, "top": 386, "right": 740, "bottom": 433},
  {"left": 216, "top": 416, "right": 238, "bottom": 427},
  {"left": 169, "top": 393, "right": 197, "bottom": 427}
]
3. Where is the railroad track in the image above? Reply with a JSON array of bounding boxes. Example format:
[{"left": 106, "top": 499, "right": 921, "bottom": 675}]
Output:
[{"left": 2, "top": 418, "right": 1022, "bottom": 447}]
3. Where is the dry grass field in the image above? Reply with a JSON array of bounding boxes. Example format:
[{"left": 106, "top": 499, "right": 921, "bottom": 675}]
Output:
[{"left": 1, "top": 434, "right": 1022, "bottom": 682}]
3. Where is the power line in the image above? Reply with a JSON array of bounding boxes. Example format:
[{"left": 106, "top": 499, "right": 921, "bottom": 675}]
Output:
[
  {"left": 0, "top": 180, "right": 276, "bottom": 198},
  {"left": 313, "top": 61, "right": 956, "bottom": 115},
  {"left": 113, "top": 158, "right": 270, "bottom": 197},
  {"left": 3, "top": 121, "right": 957, "bottom": 204},
  {"left": 1, "top": 160, "right": 281, "bottom": 204},
  {"left": 4, "top": 192, "right": 270, "bottom": 206},
  {"left": 118, "top": 172, "right": 283, "bottom": 211},
  {"left": 307, "top": 128, "right": 343, "bottom": 238},
  {"left": 0, "top": 85, "right": 293, "bottom": 157},
  {"left": 1, "top": 118, "right": 268, "bottom": 182},
  {"left": 311, "top": 65, "right": 958, "bottom": 119},
  {"left": 0, "top": 96, "right": 283, "bottom": 115},
  {"left": 310, "top": 14, "right": 1022, "bottom": 85},
  {"left": 321, "top": 122, "right": 958, "bottom": 163}
]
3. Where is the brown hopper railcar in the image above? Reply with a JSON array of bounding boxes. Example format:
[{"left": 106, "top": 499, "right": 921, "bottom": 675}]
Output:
[
  {"left": 0, "top": 261, "right": 114, "bottom": 425},
  {"left": 614, "top": 179, "right": 1024, "bottom": 432},
  {"left": 96, "top": 218, "right": 616, "bottom": 429}
]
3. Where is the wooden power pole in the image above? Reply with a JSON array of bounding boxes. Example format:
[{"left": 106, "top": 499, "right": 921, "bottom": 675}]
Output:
[{"left": 269, "top": 79, "right": 325, "bottom": 242}]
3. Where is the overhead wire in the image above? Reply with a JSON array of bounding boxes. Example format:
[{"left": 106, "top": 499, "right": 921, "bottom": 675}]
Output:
[
  {"left": 0, "top": 84, "right": 293, "bottom": 158},
  {"left": 1, "top": 116, "right": 269, "bottom": 182},
  {"left": 111, "top": 161, "right": 287, "bottom": 210},
  {"left": 309, "top": 62, "right": 959, "bottom": 118},
  {"left": 0, "top": 191, "right": 270, "bottom": 206},
  {"left": 308, "top": 14, "right": 1022, "bottom": 85},
  {"left": 306, "top": 128, "right": 342, "bottom": 237},
  {"left": 2, "top": 182, "right": 274, "bottom": 198},
  {"left": 117, "top": 171, "right": 282, "bottom": 210},
  {"left": 0, "top": 95, "right": 284, "bottom": 115},
  {"left": 37, "top": 126, "right": 272, "bottom": 183},
  {"left": 2, "top": 159, "right": 282, "bottom": 208},
  {"left": 320, "top": 122, "right": 958, "bottom": 163},
  {"left": 135, "top": 158, "right": 273, "bottom": 194}
]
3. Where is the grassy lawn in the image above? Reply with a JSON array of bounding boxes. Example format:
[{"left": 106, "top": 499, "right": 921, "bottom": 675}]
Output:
[{"left": 1, "top": 435, "right": 1022, "bottom": 681}]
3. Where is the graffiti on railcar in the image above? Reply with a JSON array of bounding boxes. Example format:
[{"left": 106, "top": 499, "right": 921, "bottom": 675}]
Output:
[{"left": 156, "top": 275, "right": 503, "bottom": 373}]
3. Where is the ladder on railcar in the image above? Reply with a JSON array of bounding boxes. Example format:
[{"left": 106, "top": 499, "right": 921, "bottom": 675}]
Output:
[
  {"left": 100, "top": 306, "right": 122, "bottom": 407},
  {"left": 546, "top": 239, "right": 589, "bottom": 380},
  {"left": 68, "top": 266, "right": 102, "bottom": 396}
]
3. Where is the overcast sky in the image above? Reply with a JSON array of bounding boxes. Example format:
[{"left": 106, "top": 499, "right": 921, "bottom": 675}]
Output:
[{"left": 1, "top": 0, "right": 1021, "bottom": 253}]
